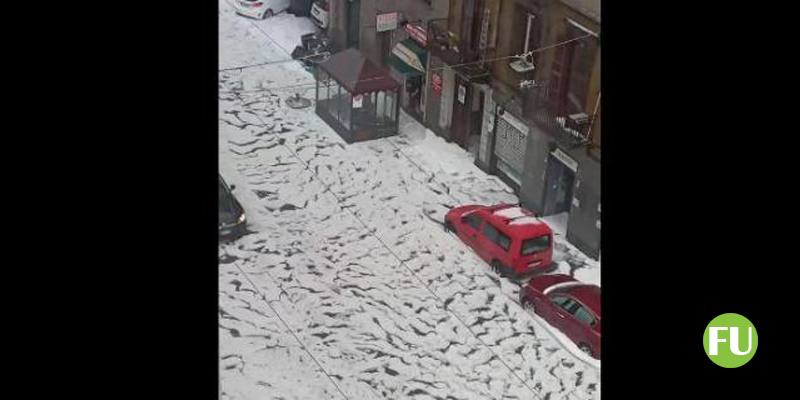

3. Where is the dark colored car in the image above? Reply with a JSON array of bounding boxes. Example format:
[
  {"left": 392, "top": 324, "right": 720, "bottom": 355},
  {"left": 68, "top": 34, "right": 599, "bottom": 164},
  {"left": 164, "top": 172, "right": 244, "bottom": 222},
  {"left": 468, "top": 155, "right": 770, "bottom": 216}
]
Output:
[
  {"left": 219, "top": 175, "right": 246, "bottom": 238},
  {"left": 445, "top": 203, "right": 554, "bottom": 278},
  {"left": 520, "top": 274, "right": 601, "bottom": 359},
  {"left": 291, "top": 31, "right": 331, "bottom": 70}
]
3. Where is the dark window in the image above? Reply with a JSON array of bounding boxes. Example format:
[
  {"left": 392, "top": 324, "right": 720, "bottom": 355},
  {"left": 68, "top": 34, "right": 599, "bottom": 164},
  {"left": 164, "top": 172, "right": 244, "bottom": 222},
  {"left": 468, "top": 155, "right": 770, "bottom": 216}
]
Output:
[
  {"left": 565, "top": 22, "right": 598, "bottom": 115},
  {"left": 496, "top": 231, "right": 511, "bottom": 250},
  {"left": 482, "top": 223, "right": 511, "bottom": 251},
  {"left": 462, "top": 213, "right": 483, "bottom": 230},
  {"left": 573, "top": 305, "right": 596, "bottom": 326},
  {"left": 521, "top": 235, "right": 550, "bottom": 256},
  {"left": 551, "top": 295, "right": 580, "bottom": 314}
]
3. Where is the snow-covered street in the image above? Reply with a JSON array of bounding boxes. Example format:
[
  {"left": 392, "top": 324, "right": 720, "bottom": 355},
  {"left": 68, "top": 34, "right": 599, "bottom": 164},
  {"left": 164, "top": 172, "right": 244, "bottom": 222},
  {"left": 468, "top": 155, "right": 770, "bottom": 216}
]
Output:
[{"left": 218, "top": 1, "right": 601, "bottom": 399}]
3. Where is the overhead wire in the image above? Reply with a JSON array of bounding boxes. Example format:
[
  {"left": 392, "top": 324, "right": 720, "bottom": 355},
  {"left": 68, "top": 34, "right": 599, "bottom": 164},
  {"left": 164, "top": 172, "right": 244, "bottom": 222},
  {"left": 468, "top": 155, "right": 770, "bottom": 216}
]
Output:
[{"left": 219, "top": 32, "right": 597, "bottom": 94}]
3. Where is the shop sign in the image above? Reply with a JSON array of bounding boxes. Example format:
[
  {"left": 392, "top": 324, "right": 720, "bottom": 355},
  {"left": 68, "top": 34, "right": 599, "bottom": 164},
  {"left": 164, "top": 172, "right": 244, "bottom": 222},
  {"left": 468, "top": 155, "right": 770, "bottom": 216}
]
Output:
[
  {"left": 405, "top": 23, "right": 427, "bottom": 47},
  {"left": 457, "top": 85, "right": 466, "bottom": 104},
  {"left": 352, "top": 94, "right": 363, "bottom": 108},
  {"left": 377, "top": 12, "right": 398, "bottom": 32},
  {"left": 392, "top": 42, "right": 425, "bottom": 72},
  {"left": 432, "top": 72, "right": 442, "bottom": 95},
  {"left": 551, "top": 148, "right": 578, "bottom": 172}
]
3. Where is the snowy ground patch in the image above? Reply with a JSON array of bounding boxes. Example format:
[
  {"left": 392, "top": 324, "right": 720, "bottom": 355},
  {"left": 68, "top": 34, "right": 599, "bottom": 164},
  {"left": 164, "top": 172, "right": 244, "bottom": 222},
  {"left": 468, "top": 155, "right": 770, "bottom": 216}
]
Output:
[{"left": 219, "top": 0, "right": 601, "bottom": 397}]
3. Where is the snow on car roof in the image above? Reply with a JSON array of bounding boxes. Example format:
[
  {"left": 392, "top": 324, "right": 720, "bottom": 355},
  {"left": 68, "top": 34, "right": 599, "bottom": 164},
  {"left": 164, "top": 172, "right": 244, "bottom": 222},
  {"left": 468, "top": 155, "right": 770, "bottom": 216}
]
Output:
[
  {"left": 508, "top": 216, "right": 542, "bottom": 225},
  {"left": 493, "top": 206, "right": 529, "bottom": 219},
  {"left": 493, "top": 207, "right": 542, "bottom": 225}
]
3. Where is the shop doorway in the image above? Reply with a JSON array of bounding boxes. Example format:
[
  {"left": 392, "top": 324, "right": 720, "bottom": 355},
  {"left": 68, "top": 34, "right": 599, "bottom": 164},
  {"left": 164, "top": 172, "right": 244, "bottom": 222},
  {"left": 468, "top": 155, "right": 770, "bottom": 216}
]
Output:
[
  {"left": 404, "top": 76, "right": 424, "bottom": 118},
  {"left": 467, "top": 87, "right": 485, "bottom": 155},
  {"left": 450, "top": 76, "right": 469, "bottom": 147},
  {"left": 543, "top": 152, "right": 576, "bottom": 216}
]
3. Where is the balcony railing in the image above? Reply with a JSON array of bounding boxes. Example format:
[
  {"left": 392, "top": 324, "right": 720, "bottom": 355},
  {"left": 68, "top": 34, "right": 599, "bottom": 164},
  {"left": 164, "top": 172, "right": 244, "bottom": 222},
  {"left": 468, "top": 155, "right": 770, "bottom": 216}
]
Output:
[
  {"left": 427, "top": 18, "right": 486, "bottom": 69},
  {"left": 526, "top": 84, "right": 596, "bottom": 149}
]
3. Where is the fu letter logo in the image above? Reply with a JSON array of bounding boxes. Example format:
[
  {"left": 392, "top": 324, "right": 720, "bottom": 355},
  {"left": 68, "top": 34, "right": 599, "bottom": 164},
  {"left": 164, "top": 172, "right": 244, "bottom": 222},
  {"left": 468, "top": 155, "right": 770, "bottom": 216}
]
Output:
[{"left": 703, "top": 313, "right": 758, "bottom": 368}]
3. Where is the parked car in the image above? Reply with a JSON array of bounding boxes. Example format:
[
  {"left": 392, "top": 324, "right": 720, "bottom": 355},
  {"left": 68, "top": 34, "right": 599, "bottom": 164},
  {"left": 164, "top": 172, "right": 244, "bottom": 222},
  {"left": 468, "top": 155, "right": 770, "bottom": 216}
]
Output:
[
  {"left": 520, "top": 274, "right": 601, "bottom": 358},
  {"left": 234, "top": 0, "right": 290, "bottom": 19},
  {"left": 219, "top": 174, "right": 246, "bottom": 238},
  {"left": 310, "top": 0, "right": 329, "bottom": 29},
  {"left": 445, "top": 204, "right": 554, "bottom": 278}
]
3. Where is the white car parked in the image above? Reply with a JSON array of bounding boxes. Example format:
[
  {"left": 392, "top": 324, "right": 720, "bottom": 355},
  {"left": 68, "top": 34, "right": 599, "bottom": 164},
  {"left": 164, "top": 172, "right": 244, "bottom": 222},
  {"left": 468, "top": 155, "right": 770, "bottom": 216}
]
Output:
[
  {"left": 310, "top": 0, "right": 329, "bottom": 29},
  {"left": 234, "top": 0, "right": 290, "bottom": 19}
]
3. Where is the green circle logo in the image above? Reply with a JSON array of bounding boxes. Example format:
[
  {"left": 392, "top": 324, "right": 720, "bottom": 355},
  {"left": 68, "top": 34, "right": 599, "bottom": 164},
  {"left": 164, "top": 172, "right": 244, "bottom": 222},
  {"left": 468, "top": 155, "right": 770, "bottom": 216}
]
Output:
[{"left": 703, "top": 313, "right": 758, "bottom": 368}]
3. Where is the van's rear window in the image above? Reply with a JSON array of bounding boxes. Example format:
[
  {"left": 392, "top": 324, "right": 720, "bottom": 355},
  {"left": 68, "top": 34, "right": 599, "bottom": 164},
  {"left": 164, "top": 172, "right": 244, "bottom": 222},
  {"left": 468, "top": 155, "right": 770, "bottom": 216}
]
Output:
[{"left": 521, "top": 235, "right": 550, "bottom": 256}]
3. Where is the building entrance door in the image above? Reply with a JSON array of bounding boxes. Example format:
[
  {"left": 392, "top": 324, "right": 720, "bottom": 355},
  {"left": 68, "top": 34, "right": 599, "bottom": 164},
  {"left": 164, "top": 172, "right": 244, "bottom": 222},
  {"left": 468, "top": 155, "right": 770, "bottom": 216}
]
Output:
[{"left": 543, "top": 153, "right": 576, "bottom": 216}]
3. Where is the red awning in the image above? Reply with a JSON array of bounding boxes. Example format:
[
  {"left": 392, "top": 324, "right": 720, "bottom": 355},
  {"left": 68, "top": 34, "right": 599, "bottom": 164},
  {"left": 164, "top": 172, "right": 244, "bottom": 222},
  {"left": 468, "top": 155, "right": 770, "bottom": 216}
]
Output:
[{"left": 319, "top": 48, "right": 400, "bottom": 95}]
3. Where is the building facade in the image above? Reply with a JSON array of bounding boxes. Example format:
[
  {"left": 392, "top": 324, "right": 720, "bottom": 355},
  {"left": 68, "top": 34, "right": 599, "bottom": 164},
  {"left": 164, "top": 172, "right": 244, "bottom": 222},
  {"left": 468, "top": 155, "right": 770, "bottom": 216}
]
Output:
[
  {"left": 326, "top": 1, "right": 449, "bottom": 123},
  {"left": 480, "top": 0, "right": 601, "bottom": 259},
  {"left": 423, "top": 0, "right": 502, "bottom": 155},
  {"left": 323, "top": 0, "right": 602, "bottom": 259}
]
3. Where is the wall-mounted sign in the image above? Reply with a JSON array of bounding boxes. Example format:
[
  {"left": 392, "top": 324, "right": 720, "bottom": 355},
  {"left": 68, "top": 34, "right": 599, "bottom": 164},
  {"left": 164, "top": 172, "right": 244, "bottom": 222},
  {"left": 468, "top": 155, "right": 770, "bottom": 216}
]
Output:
[
  {"left": 377, "top": 12, "right": 398, "bottom": 32},
  {"left": 392, "top": 42, "right": 425, "bottom": 72},
  {"left": 352, "top": 94, "right": 363, "bottom": 108},
  {"left": 431, "top": 72, "right": 442, "bottom": 95},
  {"left": 404, "top": 23, "right": 427, "bottom": 47},
  {"left": 457, "top": 85, "right": 466, "bottom": 104},
  {"left": 551, "top": 148, "right": 578, "bottom": 172}
]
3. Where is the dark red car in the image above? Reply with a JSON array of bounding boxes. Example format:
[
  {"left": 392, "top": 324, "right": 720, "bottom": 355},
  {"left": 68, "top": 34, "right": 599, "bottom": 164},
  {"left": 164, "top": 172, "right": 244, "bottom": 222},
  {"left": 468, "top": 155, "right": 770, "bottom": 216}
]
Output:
[
  {"left": 519, "top": 274, "right": 601, "bottom": 359},
  {"left": 444, "top": 203, "right": 554, "bottom": 278}
]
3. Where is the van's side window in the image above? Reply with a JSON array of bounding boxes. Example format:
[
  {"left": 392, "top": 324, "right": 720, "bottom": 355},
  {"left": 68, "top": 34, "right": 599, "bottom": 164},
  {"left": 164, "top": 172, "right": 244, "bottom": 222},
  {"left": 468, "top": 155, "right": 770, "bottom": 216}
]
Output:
[
  {"left": 462, "top": 213, "right": 483, "bottom": 230},
  {"left": 482, "top": 223, "right": 511, "bottom": 251}
]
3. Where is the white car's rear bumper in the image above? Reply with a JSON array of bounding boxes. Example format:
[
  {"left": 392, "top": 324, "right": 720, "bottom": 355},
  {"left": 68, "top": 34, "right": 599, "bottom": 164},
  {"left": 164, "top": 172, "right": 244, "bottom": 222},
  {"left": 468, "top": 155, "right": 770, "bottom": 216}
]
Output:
[{"left": 234, "top": 2, "right": 265, "bottom": 19}]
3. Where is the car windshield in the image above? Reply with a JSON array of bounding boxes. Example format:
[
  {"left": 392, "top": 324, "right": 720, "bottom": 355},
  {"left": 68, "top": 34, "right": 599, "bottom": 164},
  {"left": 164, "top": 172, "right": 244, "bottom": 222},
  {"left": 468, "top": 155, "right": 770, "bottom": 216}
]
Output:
[
  {"left": 521, "top": 235, "right": 550, "bottom": 256},
  {"left": 219, "top": 181, "right": 234, "bottom": 212}
]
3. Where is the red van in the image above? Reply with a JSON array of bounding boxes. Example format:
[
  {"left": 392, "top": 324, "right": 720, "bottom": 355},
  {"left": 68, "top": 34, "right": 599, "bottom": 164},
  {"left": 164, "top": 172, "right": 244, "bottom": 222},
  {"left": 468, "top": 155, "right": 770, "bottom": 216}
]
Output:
[{"left": 444, "top": 203, "right": 554, "bottom": 278}]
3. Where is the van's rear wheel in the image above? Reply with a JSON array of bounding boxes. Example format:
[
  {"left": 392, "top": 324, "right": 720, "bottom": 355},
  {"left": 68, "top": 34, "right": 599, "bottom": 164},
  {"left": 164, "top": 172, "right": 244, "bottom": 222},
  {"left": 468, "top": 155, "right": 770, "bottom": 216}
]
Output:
[
  {"left": 520, "top": 295, "right": 534, "bottom": 311},
  {"left": 579, "top": 344, "right": 593, "bottom": 357},
  {"left": 444, "top": 221, "right": 455, "bottom": 233},
  {"left": 262, "top": 9, "right": 274, "bottom": 19},
  {"left": 491, "top": 260, "right": 503, "bottom": 275}
]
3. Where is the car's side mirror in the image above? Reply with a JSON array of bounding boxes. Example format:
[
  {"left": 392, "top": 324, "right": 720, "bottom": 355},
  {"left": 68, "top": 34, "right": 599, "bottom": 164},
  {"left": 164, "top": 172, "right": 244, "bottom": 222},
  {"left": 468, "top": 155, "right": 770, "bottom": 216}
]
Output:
[{"left": 230, "top": 185, "right": 236, "bottom": 191}]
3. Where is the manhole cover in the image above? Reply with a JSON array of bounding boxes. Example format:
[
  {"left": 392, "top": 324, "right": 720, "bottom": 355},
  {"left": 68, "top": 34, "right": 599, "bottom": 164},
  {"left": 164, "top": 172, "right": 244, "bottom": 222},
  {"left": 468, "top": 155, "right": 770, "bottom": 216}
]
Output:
[{"left": 286, "top": 93, "right": 311, "bottom": 109}]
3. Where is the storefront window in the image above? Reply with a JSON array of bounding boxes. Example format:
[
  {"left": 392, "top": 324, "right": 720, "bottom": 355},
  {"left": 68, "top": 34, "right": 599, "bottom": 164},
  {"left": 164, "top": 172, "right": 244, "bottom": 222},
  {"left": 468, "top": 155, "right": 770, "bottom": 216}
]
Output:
[
  {"left": 317, "top": 70, "right": 330, "bottom": 102},
  {"left": 339, "top": 90, "right": 352, "bottom": 130},
  {"left": 386, "top": 91, "right": 396, "bottom": 123},
  {"left": 566, "top": 22, "right": 598, "bottom": 115},
  {"left": 327, "top": 80, "right": 341, "bottom": 120},
  {"left": 376, "top": 91, "right": 387, "bottom": 121}
]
